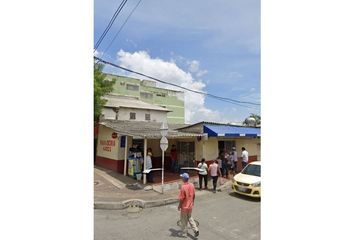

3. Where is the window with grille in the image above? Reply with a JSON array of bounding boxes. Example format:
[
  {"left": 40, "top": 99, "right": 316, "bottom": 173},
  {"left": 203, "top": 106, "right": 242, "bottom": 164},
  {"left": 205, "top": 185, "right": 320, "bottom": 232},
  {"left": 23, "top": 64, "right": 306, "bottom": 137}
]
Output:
[
  {"left": 145, "top": 114, "right": 151, "bottom": 121},
  {"left": 130, "top": 112, "right": 136, "bottom": 120},
  {"left": 156, "top": 93, "right": 166, "bottom": 97}
]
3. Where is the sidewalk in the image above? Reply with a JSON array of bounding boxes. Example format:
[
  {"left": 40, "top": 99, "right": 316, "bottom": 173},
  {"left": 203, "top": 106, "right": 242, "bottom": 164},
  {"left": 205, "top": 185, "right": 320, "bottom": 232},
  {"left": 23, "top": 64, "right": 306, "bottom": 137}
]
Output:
[{"left": 94, "top": 166, "right": 232, "bottom": 210}]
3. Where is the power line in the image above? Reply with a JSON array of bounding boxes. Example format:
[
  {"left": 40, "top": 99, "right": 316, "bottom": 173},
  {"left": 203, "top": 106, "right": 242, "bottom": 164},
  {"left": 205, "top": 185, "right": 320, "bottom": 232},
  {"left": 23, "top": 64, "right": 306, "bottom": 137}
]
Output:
[
  {"left": 103, "top": 0, "right": 143, "bottom": 56},
  {"left": 94, "top": 56, "right": 260, "bottom": 109},
  {"left": 94, "top": 0, "right": 128, "bottom": 52}
]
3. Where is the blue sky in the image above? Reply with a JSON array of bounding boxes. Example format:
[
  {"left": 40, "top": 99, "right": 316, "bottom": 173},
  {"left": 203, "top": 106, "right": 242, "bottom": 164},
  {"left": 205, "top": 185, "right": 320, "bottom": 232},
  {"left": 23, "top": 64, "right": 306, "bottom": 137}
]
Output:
[{"left": 94, "top": 0, "right": 260, "bottom": 124}]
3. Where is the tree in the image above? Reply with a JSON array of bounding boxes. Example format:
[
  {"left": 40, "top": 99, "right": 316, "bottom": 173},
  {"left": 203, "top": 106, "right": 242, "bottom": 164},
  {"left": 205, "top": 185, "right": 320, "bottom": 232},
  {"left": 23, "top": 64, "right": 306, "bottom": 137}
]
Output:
[
  {"left": 94, "top": 63, "right": 116, "bottom": 123},
  {"left": 243, "top": 113, "right": 261, "bottom": 126}
]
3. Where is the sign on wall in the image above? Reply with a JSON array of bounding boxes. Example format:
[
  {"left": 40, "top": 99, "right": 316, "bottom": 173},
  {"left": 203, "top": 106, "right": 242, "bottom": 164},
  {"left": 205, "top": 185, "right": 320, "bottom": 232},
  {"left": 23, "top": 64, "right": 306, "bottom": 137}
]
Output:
[{"left": 97, "top": 126, "right": 120, "bottom": 160}]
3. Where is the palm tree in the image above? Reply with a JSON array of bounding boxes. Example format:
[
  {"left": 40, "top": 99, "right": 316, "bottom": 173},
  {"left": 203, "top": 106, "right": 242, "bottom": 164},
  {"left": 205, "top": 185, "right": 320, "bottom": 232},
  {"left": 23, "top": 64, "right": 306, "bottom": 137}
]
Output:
[{"left": 243, "top": 113, "right": 261, "bottom": 127}]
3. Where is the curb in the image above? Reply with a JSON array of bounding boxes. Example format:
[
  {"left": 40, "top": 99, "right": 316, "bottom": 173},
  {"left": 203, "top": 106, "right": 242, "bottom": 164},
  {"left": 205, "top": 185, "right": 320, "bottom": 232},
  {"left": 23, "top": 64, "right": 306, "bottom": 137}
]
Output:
[
  {"left": 94, "top": 198, "right": 179, "bottom": 210},
  {"left": 94, "top": 180, "right": 232, "bottom": 210}
]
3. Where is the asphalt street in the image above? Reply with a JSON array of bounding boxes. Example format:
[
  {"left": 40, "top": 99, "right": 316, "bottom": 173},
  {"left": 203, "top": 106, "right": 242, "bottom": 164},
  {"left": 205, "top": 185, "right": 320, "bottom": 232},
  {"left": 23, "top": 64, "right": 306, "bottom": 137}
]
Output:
[{"left": 94, "top": 188, "right": 260, "bottom": 240}]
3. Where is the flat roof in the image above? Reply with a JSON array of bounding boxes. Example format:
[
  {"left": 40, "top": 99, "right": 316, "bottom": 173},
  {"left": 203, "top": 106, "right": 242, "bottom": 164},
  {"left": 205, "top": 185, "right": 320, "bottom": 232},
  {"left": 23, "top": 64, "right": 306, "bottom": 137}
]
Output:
[{"left": 103, "top": 95, "right": 171, "bottom": 112}]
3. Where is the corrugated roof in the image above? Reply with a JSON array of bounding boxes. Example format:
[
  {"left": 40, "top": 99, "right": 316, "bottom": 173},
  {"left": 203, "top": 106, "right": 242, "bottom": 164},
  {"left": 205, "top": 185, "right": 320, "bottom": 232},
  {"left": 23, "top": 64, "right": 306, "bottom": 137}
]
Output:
[
  {"left": 100, "top": 120, "right": 203, "bottom": 139},
  {"left": 103, "top": 95, "right": 170, "bottom": 112}
]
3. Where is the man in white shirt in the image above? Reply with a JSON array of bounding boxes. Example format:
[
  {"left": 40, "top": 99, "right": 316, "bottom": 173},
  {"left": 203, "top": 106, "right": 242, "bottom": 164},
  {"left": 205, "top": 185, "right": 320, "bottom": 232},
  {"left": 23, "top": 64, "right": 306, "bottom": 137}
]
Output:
[
  {"left": 241, "top": 147, "right": 249, "bottom": 169},
  {"left": 146, "top": 149, "right": 153, "bottom": 182},
  {"left": 197, "top": 158, "right": 208, "bottom": 190}
]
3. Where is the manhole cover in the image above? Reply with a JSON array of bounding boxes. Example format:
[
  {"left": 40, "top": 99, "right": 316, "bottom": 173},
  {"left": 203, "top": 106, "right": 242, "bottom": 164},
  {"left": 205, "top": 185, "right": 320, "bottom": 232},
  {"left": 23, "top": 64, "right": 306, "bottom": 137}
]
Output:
[
  {"left": 127, "top": 205, "right": 143, "bottom": 213},
  {"left": 126, "top": 183, "right": 144, "bottom": 190}
]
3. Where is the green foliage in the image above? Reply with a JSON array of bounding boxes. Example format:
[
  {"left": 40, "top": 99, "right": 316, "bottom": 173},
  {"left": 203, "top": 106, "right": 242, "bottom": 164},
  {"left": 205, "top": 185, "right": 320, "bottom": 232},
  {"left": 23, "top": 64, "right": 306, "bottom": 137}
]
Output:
[{"left": 94, "top": 63, "right": 116, "bottom": 123}]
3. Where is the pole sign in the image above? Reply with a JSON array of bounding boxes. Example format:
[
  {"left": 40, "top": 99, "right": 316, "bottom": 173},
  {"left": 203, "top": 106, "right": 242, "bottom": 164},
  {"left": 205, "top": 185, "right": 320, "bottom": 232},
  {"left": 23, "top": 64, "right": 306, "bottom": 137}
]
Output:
[{"left": 160, "top": 136, "right": 168, "bottom": 151}]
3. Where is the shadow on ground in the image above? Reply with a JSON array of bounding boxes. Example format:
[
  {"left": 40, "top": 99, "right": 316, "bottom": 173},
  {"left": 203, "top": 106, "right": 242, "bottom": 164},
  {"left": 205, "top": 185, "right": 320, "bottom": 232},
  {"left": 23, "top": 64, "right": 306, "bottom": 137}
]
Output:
[
  {"left": 169, "top": 228, "right": 198, "bottom": 239},
  {"left": 169, "top": 228, "right": 186, "bottom": 238},
  {"left": 228, "top": 192, "right": 261, "bottom": 202}
]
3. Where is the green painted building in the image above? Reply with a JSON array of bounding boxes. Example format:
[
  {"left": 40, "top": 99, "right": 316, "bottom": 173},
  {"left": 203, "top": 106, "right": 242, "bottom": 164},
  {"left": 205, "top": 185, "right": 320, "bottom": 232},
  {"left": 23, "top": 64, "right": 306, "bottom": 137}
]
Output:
[{"left": 104, "top": 73, "right": 185, "bottom": 124}]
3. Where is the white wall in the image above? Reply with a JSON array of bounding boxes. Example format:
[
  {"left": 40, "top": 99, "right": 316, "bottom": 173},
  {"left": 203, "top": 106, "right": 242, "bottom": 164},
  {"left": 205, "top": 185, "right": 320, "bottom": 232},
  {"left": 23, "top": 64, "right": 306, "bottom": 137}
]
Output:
[
  {"left": 96, "top": 125, "right": 119, "bottom": 160},
  {"left": 118, "top": 108, "right": 167, "bottom": 122},
  {"left": 102, "top": 108, "right": 116, "bottom": 120}
]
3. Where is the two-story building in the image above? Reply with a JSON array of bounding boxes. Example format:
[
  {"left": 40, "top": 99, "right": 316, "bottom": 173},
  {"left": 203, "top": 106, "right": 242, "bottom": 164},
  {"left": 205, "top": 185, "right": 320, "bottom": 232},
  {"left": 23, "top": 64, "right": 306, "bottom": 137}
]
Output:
[
  {"left": 102, "top": 94, "right": 170, "bottom": 122},
  {"left": 104, "top": 73, "right": 185, "bottom": 124}
]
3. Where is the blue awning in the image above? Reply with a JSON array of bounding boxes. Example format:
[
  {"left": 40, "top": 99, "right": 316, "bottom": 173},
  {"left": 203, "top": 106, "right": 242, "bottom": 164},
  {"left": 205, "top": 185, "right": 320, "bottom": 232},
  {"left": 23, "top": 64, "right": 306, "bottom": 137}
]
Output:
[{"left": 203, "top": 124, "right": 260, "bottom": 137}]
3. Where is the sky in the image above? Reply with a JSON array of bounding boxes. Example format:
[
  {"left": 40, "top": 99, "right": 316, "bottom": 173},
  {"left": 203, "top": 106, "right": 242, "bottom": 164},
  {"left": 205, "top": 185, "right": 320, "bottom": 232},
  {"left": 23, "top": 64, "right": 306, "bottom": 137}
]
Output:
[{"left": 94, "top": 0, "right": 260, "bottom": 124}]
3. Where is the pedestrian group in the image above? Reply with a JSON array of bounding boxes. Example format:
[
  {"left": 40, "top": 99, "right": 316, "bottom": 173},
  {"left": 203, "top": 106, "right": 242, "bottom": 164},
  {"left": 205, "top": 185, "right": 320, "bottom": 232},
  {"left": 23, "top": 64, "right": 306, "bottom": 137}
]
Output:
[{"left": 178, "top": 146, "right": 249, "bottom": 237}]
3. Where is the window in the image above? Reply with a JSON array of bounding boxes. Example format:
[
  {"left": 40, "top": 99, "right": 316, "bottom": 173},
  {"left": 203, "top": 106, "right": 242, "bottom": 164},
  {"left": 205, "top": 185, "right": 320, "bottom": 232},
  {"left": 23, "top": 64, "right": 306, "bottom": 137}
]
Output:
[
  {"left": 130, "top": 112, "right": 136, "bottom": 120},
  {"left": 156, "top": 93, "right": 166, "bottom": 97},
  {"left": 140, "top": 92, "right": 153, "bottom": 99},
  {"left": 145, "top": 114, "right": 151, "bottom": 121},
  {"left": 126, "top": 84, "right": 139, "bottom": 91}
]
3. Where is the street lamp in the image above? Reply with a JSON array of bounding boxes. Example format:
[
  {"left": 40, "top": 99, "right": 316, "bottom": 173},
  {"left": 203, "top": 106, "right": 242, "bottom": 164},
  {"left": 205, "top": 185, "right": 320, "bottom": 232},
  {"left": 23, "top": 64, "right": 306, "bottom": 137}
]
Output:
[{"left": 160, "top": 122, "right": 168, "bottom": 194}]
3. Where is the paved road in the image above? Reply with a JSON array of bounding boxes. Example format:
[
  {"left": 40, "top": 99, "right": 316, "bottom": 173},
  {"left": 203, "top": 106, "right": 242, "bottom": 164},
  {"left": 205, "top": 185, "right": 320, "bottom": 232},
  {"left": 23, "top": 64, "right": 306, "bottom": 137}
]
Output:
[{"left": 95, "top": 188, "right": 260, "bottom": 240}]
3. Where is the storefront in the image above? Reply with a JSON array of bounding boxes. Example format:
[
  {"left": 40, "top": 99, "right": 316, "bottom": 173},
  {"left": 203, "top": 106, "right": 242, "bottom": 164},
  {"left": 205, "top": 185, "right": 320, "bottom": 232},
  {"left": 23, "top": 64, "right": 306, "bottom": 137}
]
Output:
[
  {"left": 95, "top": 120, "right": 261, "bottom": 184},
  {"left": 177, "top": 122, "right": 261, "bottom": 170},
  {"left": 95, "top": 119, "right": 203, "bottom": 183}
]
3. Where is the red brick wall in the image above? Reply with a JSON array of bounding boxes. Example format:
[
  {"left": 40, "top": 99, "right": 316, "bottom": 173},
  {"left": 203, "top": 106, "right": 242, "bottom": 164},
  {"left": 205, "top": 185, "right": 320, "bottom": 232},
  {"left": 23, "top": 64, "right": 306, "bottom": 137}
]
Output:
[{"left": 95, "top": 156, "right": 125, "bottom": 173}]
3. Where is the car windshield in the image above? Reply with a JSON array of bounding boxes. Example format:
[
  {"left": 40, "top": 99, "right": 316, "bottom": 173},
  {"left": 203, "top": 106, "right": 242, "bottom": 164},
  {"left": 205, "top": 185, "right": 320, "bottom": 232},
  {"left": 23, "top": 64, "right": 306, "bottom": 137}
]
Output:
[{"left": 242, "top": 164, "right": 261, "bottom": 177}]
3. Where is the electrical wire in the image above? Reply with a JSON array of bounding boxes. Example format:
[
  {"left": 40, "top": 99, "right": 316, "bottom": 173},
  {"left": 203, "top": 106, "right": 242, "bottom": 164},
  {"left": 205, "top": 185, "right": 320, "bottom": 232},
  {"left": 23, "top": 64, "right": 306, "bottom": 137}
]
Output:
[
  {"left": 94, "top": 0, "right": 128, "bottom": 52},
  {"left": 102, "top": 0, "right": 143, "bottom": 56},
  {"left": 94, "top": 56, "right": 260, "bottom": 108}
]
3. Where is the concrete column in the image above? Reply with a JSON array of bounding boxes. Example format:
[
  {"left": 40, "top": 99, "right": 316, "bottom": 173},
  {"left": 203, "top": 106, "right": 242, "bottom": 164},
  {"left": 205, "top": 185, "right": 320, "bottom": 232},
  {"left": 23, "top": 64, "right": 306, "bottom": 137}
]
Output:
[
  {"left": 143, "top": 137, "right": 147, "bottom": 184},
  {"left": 123, "top": 136, "right": 128, "bottom": 176}
]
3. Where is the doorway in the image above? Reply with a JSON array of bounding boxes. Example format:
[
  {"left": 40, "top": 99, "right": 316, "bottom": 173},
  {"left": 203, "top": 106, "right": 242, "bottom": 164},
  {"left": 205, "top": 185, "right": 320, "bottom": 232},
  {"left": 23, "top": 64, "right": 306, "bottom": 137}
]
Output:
[
  {"left": 177, "top": 141, "right": 195, "bottom": 167},
  {"left": 218, "top": 140, "right": 235, "bottom": 155}
]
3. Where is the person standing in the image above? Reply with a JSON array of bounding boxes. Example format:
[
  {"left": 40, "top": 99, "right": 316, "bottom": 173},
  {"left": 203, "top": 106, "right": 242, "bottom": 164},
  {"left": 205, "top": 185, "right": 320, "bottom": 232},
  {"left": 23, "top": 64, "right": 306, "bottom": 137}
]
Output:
[
  {"left": 197, "top": 158, "right": 208, "bottom": 190},
  {"left": 217, "top": 154, "right": 222, "bottom": 175},
  {"left": 230, "top": 147, "right": 237, "bottom": 175},
  {"left": 221, "top": 151, "right": 229, "bottom": 178},
  {"left": 241, "top": 147, "right": 249, "bottom": 169},
  {"left": 208, "top": 159, "right": 222, "bottom": 193},
  {"left": 170, "top": 144, "right": 178, "bottom": 173},
  {"left": 146, "top": 148, "right": 153, "bottom": 183},
  {"left": 178, "top": 173, "right": 199, "bottom": 238}
]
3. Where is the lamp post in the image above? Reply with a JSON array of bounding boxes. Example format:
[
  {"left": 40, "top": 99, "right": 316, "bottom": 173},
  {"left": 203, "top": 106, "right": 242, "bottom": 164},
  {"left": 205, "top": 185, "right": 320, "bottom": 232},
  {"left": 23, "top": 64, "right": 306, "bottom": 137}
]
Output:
[{"left": 160, "top": 122, "right": 168, "bottom": 194}]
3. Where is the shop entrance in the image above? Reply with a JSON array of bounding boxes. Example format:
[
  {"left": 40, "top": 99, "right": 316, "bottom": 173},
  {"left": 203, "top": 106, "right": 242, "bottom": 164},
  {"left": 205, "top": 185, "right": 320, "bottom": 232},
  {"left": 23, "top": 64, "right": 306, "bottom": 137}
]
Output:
[
  {"left": 218, "top": 140, "right": 235, "bottom": 155},
  {"left": 177, "top": 141, "right": 195, "bottom": 167},
  {"left": 127, "top": 139, "right": 144, "bottom": 179}
]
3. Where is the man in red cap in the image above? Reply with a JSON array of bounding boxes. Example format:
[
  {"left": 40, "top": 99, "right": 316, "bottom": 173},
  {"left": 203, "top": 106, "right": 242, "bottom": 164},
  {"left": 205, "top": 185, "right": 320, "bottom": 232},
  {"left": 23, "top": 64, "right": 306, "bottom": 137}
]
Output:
[{"left": 178, "top": 172, "right": 199, "bottom": 237}]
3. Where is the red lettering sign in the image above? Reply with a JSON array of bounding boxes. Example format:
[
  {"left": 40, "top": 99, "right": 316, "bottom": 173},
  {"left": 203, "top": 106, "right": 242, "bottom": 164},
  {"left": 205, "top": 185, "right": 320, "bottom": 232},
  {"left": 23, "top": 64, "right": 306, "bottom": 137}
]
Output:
[
  {"left": 103, "top": 146, "right": 111, "bottom": 152},
  {"left": 99, "top": 140, "right": 116, "bottom": 146}
]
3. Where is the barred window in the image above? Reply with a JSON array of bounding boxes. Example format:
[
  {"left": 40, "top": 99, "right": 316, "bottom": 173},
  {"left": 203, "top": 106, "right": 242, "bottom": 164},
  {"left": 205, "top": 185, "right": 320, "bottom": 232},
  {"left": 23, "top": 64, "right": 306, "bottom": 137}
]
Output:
[
  {"left": 156, "top": 93, "right": 166, "bottom": 97},
  {"left": 130, "top": 112, "right": 136, "bottom": 120}
]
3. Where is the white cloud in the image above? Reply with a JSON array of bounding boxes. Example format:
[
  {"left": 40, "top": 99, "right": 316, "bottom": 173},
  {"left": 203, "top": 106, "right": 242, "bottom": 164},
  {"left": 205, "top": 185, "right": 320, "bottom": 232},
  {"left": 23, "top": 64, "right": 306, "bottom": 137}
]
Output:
[
  {"left": 188, "top": 60, "right": 208, "bottom": 78},
  {"left": 94, "top": 50, "right": 103, "bottom": 58},
  {"left": 188, "top": 60, "right": 200, "bottom": 73},
  {"left": 116, "top": 50, "right": 222, "bottom": 123}
]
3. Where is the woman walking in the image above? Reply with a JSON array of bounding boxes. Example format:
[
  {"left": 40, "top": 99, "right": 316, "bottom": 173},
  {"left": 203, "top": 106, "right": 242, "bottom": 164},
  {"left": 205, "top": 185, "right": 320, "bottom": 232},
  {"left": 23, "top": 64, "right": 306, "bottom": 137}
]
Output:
[{"left": 208, "top": 159, "right": 222, "bottom": 193}]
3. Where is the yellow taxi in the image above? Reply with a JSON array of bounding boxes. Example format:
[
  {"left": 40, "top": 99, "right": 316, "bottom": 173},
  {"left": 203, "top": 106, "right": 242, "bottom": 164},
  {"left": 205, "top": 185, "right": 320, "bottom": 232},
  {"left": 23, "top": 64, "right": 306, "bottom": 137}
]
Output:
[{"left": 232, "top": 161, "right": 261, "bottom": 198}]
